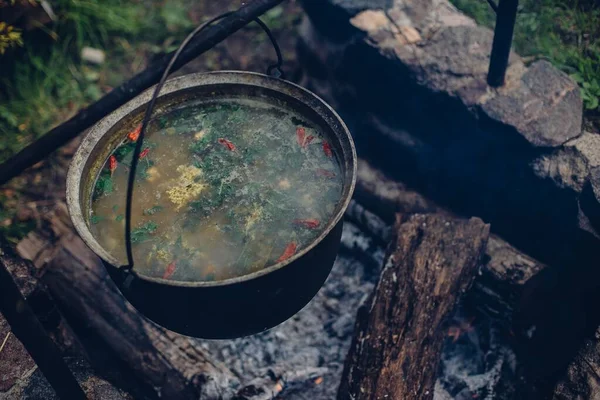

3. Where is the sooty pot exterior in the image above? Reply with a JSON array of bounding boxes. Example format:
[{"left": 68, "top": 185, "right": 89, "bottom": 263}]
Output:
[
  {"left": 67, "top": 72, "right": 356, "bottom": 339},
  {"left": 107, "top": 221, "right": 342, "bottom": 339}
]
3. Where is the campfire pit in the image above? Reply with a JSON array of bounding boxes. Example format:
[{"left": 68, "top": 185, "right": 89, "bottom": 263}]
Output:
[
  {"left": 10, "top": 159, "right": 529, "bottom": 400},
  {"left": 2, "top": 0, "right": 594, "bottom": 398}
]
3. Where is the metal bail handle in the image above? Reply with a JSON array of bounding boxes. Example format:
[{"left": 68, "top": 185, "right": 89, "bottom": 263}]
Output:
[
  {"left": 254, "top": 17, "right": 285, "bottom": 79},
  {"left": 118, "top": 12, "right": 285, "bottom": 289}
]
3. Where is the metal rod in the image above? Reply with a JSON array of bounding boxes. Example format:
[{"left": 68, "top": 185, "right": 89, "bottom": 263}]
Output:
[
  {"left": 0, "top": 255, "right": 87, "bottom": 399},
  {"left": 0, "top": 0, "right": 285, "bottom": 186},
  {"left": 487, "top": 0, "right": 518, "bottom": 87}
]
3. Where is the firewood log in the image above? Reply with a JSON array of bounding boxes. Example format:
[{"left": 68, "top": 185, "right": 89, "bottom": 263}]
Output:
[{"left": 338, "top": 213, "right": 490, "bottom": 400}]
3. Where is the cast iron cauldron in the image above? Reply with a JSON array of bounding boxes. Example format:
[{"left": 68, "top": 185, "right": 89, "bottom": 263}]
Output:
[{"left": 66, "top": 71, "right": 356, "bottom": 339}]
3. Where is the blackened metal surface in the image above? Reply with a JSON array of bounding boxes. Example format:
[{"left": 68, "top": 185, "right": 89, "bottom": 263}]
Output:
[{"left": 66, "top": 71, "right": 357, "bottom": 339}]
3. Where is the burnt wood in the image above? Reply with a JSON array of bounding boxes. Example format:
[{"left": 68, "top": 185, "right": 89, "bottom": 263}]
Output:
[
  {"left": 7, "top": 160, "right": 549, "bottom": 398},
  {"left": 0, "top": 240, "right": 86, "bottom": 400},
  {"left": 337, "top": 213, "right": 490, "bottom": 400},
  {"left": 15, "top": 203, "right": 324, "bottom": 399},
  {"left": 353, "top": 159, "right": 547, "bottom": 322},
  {"left": 552, "top": 327, "right": 600, "bottom": 399}
]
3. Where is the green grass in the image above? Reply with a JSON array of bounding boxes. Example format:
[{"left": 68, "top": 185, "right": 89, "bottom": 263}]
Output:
[
  {"left": 0, "top": 199, "right": 35, "bottom": 244},
  {"left": 451, "top": 0, "right": 600, "bottom": 128},
  {"left": 0, "top": 0, "right": 195, "bottom": 163},
  {"left": 0, "top": 0, "right": 196, "bottom": 241}
]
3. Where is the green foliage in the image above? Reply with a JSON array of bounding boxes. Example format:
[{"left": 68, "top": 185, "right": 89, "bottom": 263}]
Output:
[
  {"left": 450, "top": 0, "right": 600, "bottom": 125},
  {"left": 0, "top": 21, "right": 23, "bottom": 54},
  {"left": 450, "top": 0, "right": 496, "bottom": 26},
  {"left": 260, "top": 6, "right": 286, "bottom": 30},
  {"left": 0, "top": 219, "right": 35, "bottom": 244},
  {"left": 0, "top": 192, "right": 35, "bottom": 243},
  {"left": 93, "top": 172, "right": 113, "bottom": 199},
  {"left": 90, "top": 214, "right": 104, "bottom": 224},
  {"left": 131, "top": 221, "right": 158, "bottom": 243},
  {"left": 0, "top": 0, "right": 195, "bottom": 163},
  {"left": 52, "top": 0, "right": 140, "bottom": 49},
  {"left": 114, "top": 141, "right": 136, "bottom": 161},
  {"left": 143, "top": 205, "right": 163, "bottom": 216},
  {"left": 573, "top": 72, "right": 600, "bottom": 110},
  {"left": 255, "top": 5, "right": 301, "bottom": 36},
  {"left": 159, "top": 4, "right": 194, "bottom": 33}
]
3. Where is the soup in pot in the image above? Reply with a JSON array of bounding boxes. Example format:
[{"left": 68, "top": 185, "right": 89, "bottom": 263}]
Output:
[{"left": 89, "top": 98, "right": 343, "bottom": 282}]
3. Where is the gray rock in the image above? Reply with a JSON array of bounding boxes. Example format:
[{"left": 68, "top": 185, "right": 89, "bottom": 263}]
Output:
[
  {"left": 482, "top": 61, "right": 582, "bottom": 147},
  {"left": 567, "top": 132, "right": 600, "bottom": 199},
  {"left": 532, "top": 145, "right": 588, "bottom": 192},
  {"left": 346, "top": 4, "right": 582, "bottom": 148},
  {"left": 81, "top": 47, "right": 106, "bottom": 65},
  {"left": 533, "top": 131, "right": 600, "bottom": 193},
  {"left": 298, "top": 0, "right": 596, "bottom": 262},
  {"left": 414, "top": 25, "right": 499, "bottom": 97}
]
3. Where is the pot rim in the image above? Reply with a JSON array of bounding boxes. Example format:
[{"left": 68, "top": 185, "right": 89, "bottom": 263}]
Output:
[{"left": 66, "top": 70, "right": 357, "bottom": 288}]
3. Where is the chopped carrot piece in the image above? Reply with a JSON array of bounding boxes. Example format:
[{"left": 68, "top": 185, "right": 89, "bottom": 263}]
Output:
[
  {"left": 296, "top": 126, "right": 306, "bottom": 147},
  {"left": 315, "top": 169, "right": 336, "bottom": 178},
  {"left": 163, "top": 261, "right": 177, "bottom": 279},
  {"left": 293, "top": 219, "right": 320, "bottom": 229},
  {"left": 128, "top": 124, "right": 142, "bottom": 142},
  {"left": 218, "top": 138, "right": 236, "bottom": 151},
  {"left": 322, "top": 142, "right": 333, "bottom": 158},
  {"left": 109, "top": 155, "right": 117, "bottom": 174},
  {"left": 139, "top": 148, "right": 150, "bottom": 159},
  {"left": 277, "top": 242, "right": 297, "bottom": 263}
]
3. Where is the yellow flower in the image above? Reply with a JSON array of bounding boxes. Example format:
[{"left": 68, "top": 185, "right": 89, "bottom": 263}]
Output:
[
  {"left": 146, "top": 166, "right": 160, "bottom": 183},
  {"left": 166, "top": 165, "right": 206, "bottom": 210},
  {"left": 245, "top": 206, "right": 263, "bottom": 233},
  {"left": 194, "top": 129, "right": 207, "bottom": 140},
  {"left": 156, "top": 249, "right": 170, "bottom": 263},
  {"left": 0, "top": 22, "right": 22, "bottom": 55}
]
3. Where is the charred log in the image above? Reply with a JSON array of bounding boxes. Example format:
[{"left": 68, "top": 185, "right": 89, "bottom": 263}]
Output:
[
  {"left": 337, "top": 213, "right": 490, "bottom": 400},
  {"left": 353, "top": 159, "right": 547, "bottom": 323},
  {"left": 551, "top": 327, "right": 600, "bottom": 399}
]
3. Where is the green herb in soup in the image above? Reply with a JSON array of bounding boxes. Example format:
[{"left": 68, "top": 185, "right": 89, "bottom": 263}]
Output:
[{"left": 90, "top": 98, "right": 343, "bottom": 282}]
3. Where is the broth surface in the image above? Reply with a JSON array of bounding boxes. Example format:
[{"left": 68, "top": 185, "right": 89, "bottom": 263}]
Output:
[{"left": 90, "top": 98, "right": 343, "bottom": 282}]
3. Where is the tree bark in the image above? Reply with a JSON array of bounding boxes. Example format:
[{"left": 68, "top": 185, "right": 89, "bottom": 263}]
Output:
[
  {"left": 16, "top": 204, "right": 237, "bottom": 400},
  {"left": 337, "top": 213, "right": 490, "bottom": 400}
]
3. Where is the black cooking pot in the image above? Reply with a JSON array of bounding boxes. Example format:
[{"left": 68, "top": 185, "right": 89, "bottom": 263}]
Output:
[{"left": 66, "top": 71, "right": 356, "bottom": 339}]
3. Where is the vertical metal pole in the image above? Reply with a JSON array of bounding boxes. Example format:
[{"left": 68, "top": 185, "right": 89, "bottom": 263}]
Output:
[
  {"left": 487, "top": 0, "right": 519, "bottom": 87},
  {"left": 0, "top": 260, "right": 87, "bottom": 400}
]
